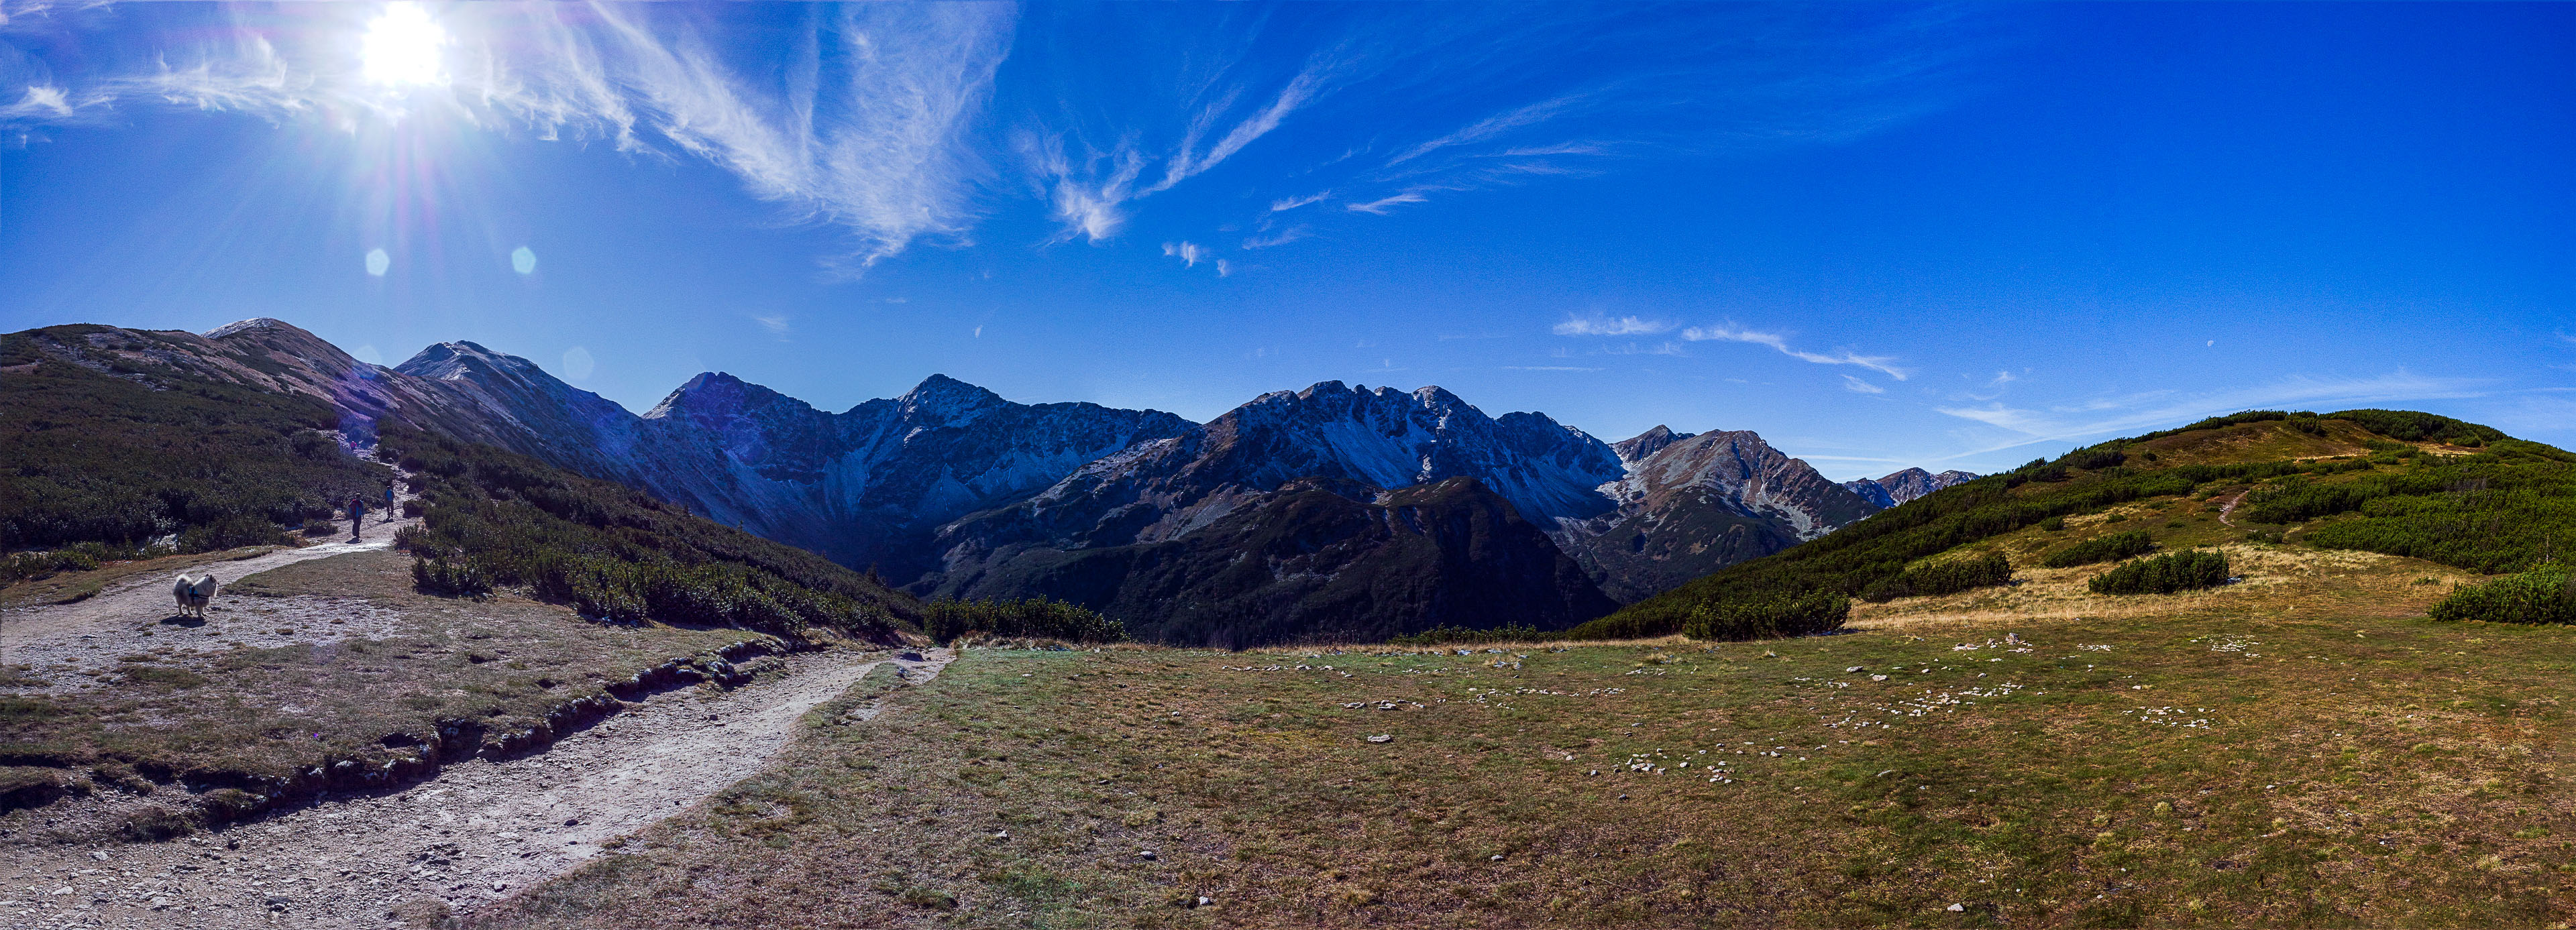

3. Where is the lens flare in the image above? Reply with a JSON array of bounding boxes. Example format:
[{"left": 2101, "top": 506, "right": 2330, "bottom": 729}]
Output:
[
  {"left": 365, "top": 248, "right": 391, "bottom": 276},
  {"left": 361, "top": 3, "right": 448, "bottom": 86},
  {"left": 511, "top": 246, "right": 537, "bottom": 275}
]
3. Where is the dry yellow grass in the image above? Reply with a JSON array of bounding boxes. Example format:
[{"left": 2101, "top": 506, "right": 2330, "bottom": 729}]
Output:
[{"left": 1851, "top": 543, "right": 2477, "bottom": 633}]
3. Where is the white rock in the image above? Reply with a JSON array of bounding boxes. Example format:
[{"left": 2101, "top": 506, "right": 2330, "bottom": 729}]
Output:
[{"left": 1947, "top": 903, "right": 1965, "bottom": 912}]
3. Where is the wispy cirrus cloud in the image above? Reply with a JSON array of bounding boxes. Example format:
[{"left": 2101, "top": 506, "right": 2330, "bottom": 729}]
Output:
[
  {"left": 1841, "top": 375, "right": 1885, "bottom": 394},
  {"left": 1935, "top": 371, "right": 2490, "bottom": 443},
  {"left": 1240, "top": 226, "right": 1311, "bottom": 249},
  {"left": 1552, "top": 314, "right": 1674, "bottom": 337},
  {"left": 4, "top": 3, "right": 1015, "bottom": 272},
  {"left": 1344, "top": 189, "right": 1431, "bottom": 215},
  {"left": 6, "top": 3, "right": 1991, "bottom": 274},
  {"left": 1269, "top": 191, "right": 1330, "bottom": 212},
  {"left": 1680, "top": 324, "right": 1909, "bottom": 380}
]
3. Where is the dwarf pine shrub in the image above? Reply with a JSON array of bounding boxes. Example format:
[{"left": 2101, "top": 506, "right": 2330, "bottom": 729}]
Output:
[
  {"left": 2088, "top": 550, "right": 2231, "bottom": 595},
  {"left": 1860, "top": 551, "right": 2011, "bottom": 601},
  {"left": 1679, "top": 590, "right": 1848, "bottom": 640},
  {"left": 2043, "top": 530, "right": 2156, "bottom": 568},
  {"left": 2427, "top": 565, "right": 2575, "bottom": 625}
]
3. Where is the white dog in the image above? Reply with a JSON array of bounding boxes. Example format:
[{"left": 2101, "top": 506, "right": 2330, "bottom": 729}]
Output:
[{"left": 172, "top": 573, "right": 217, "bottom": 619}]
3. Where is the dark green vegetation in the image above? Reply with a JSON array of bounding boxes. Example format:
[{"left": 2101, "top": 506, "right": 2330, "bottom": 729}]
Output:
[
  {"left": 488, "top": 589, "right": 2576, "bottom": 928},
  {"left": 1582, "top": 408, "right": 2569, "bottom": 641},
  {"left": 2042, "top": 529, "right": 2157, "bottom": 568},
  {"left": 923, "top": 597, "right": 1128, "bottom": 644},
  {"left": 1859, "top": 551, "right": 2012, "bottom": 602},
  {"left": 2429, "top": 563, "right": 2575, "bottom": 626},
  {"left": 2269, "top": 443, "right": 2576, "bottom": 573},
  {"left": 0, "top": 325, "right": 386, "bottom": 560},
  {"left": 945, "top": 477, "right": 1613, "bottom": 648},
  {"left": 2089, "top": 550, "right": 2233, "bottom": 595},
  {"left": 382, "top": 426, "right": 918, "bottom": 641}
]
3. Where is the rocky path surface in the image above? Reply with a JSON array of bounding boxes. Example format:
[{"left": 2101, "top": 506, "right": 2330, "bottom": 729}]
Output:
[
  {"left": 3, "top": 512, "right": 420, "bottom": 650},
  {"left": 1, "top": 647, "right": 949, "bottom": 928}
]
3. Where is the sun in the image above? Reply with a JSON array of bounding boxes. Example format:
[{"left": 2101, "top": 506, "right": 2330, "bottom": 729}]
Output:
[{"left": 360, "top": 2, "right": 449, "bottom": 86}]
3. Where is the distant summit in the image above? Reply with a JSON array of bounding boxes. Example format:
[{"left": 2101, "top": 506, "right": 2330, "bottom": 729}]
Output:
[{"left": 1842, "top": 467, "right": 1980, "bottom": 508}]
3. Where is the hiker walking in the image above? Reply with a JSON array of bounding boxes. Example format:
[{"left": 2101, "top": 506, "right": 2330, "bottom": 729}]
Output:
[
  {"left": 383, "top": 481, "right": 397, "bottom": 522},
  {"left": 348, "top": 493, "right": 367, "bottom": 541}
]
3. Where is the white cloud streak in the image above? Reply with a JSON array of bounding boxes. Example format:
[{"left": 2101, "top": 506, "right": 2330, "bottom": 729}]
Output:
[
  {"left": 1344, "top": 189, "right": 1429, "bottom": 214},
  {"left": 1032, "top": 58, "right": 1336, "bottom": 243},
  {"left": 1240, "top": 227, "right": 1310, "bottom": 249},
  {"left": 5, "top": 3, "right": 1017, "bottom": 272},
  {"left": 1841, "top": 375, "right": 1885, "bottom": 394},
  {"left": 1680, "top": 324, "right": 1909, "bottom": 380},
  {"left": 1162, "top": 241, "right": 1207, "bottom": 267},
  {"left": 1552, "top": 314, "right": 1673, "bottom": 337},
  {"left": 1935, "top": 371, "right": 2491, "bottom": 443}
]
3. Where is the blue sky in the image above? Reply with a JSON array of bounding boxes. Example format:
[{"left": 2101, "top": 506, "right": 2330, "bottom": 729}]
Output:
[{"left": 2, "top": 1, "right": 2569, "bottom": 479}]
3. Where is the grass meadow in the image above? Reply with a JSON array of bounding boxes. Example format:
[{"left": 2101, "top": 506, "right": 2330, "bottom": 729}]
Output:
[{"left": 485, "top": 543, "right": 2576, "bottom": 928}]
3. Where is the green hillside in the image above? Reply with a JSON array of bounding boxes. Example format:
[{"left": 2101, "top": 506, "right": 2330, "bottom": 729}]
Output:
[
  {"left": 0, "top": 326, "right": 389, "bottom": 567},
  {"left": 382, "top": 425, "right": 922, "bottom": 642},
  {"left": 1581, "top": 409, "right": 2571, "bottom": 640}
]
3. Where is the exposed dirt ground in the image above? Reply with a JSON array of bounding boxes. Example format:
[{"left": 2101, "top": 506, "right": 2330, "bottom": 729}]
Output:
[
  {"left": 4, "top": 516, "right": 421, "bottom": 690},
  {"left": 1, "top": 499, "right": 943, "bottom": 929},
  {"left": 1, "top": 644, "right": 945, "bottom": 929}
]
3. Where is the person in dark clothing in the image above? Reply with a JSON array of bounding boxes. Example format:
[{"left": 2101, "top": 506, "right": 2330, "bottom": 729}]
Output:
[
  {"left": 383, "top": 482, "right": 397, "bottom": 522},
  {"left": 348, "top": 493, "right": 367, "bottom": 541}
]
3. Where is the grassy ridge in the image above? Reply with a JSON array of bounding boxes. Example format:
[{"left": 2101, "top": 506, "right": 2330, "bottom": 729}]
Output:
[
  {"left": 380, "top": 426, "right": 920, "bottom": 640},
  {"left": 0, "top": 327, "right": 389, "bottom": 562},
  {"left": 1582, "top": 409, "right": 2565, "bottom": 641}
]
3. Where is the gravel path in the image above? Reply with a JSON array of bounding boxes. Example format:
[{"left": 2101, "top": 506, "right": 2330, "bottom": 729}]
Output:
[
  {"left": 1, "top": 514, "right": 422, "bottom": 699},
  {"left": 3, "top": 512, "right": 419, "bottom": 653},
  {"left": 1, "top": 647, "right": 951, "bottom": 928}
]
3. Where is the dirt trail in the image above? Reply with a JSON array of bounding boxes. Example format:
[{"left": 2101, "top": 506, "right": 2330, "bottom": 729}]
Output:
[
  {"left": 1, "top": 645, "right": 950, "bottom": 927},
  {"left": 2218, "top": 489, "right": 2247, "bottom": 526},
  {"left": 3, "top": 512, "right": 421, "bottom": 651}
]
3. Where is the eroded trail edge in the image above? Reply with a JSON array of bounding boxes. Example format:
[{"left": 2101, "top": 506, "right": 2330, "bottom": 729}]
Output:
[{"left": 3, "top": 647, "right": 951, "bottom": 927}]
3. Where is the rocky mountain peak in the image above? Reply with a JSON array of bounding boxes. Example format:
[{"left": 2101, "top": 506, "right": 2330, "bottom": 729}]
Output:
[
  {"left": 394, "top": 341, "right": 551, "bottom": 384},
  {"left": 203, "top": 317, "right": 305, "bottom": 341},
  {"left": 644, "top": 372, "right": 816, "bottom": 428},
  {"left": 898, "top": 373, "right": 1006, "bottom": 426},
  {"left": 1843, "top": 466, "right": 1980, "bottom": 508},
  {"left": 1612, "top": 425, "right": 1697, "bottom": 464}
]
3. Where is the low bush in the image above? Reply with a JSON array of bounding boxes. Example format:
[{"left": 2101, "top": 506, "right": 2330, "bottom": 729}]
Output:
[
  {"left": 2426, "top": 565, "right": 2575, "bottom": 625},
  {"left": 1860, "top": 552, "right": 2011, "bottom": 602},
  {"left": 2088, "top": 550, "right": 2231, "bottom": 595},
  {"left": 302, "top": 519, "right": 339, "bottom": 537},
  {"left": 922, "top": 597, "right": 1126, "bottom": 644},
  {"left": 1389, "top": 624, "right": 1557, "bottom": 647},
  {"left": 2043, "top": 530, "right": 2155, "bottom": 568},
  {"left": 0, "top": 542, "right": 140, "bottom": 587},
  {"left": 1679, "top": 590, "right": 1848, "bottom": 640}
]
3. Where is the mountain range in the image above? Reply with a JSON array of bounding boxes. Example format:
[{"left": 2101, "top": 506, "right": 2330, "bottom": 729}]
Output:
[{"left": 14, "top": 318, "right": 1972, "bottom": 643}]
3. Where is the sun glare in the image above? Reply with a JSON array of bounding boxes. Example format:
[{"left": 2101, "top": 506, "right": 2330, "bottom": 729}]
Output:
[{"left": 360, "top": 3, "right": 447, "bottom": 86}]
